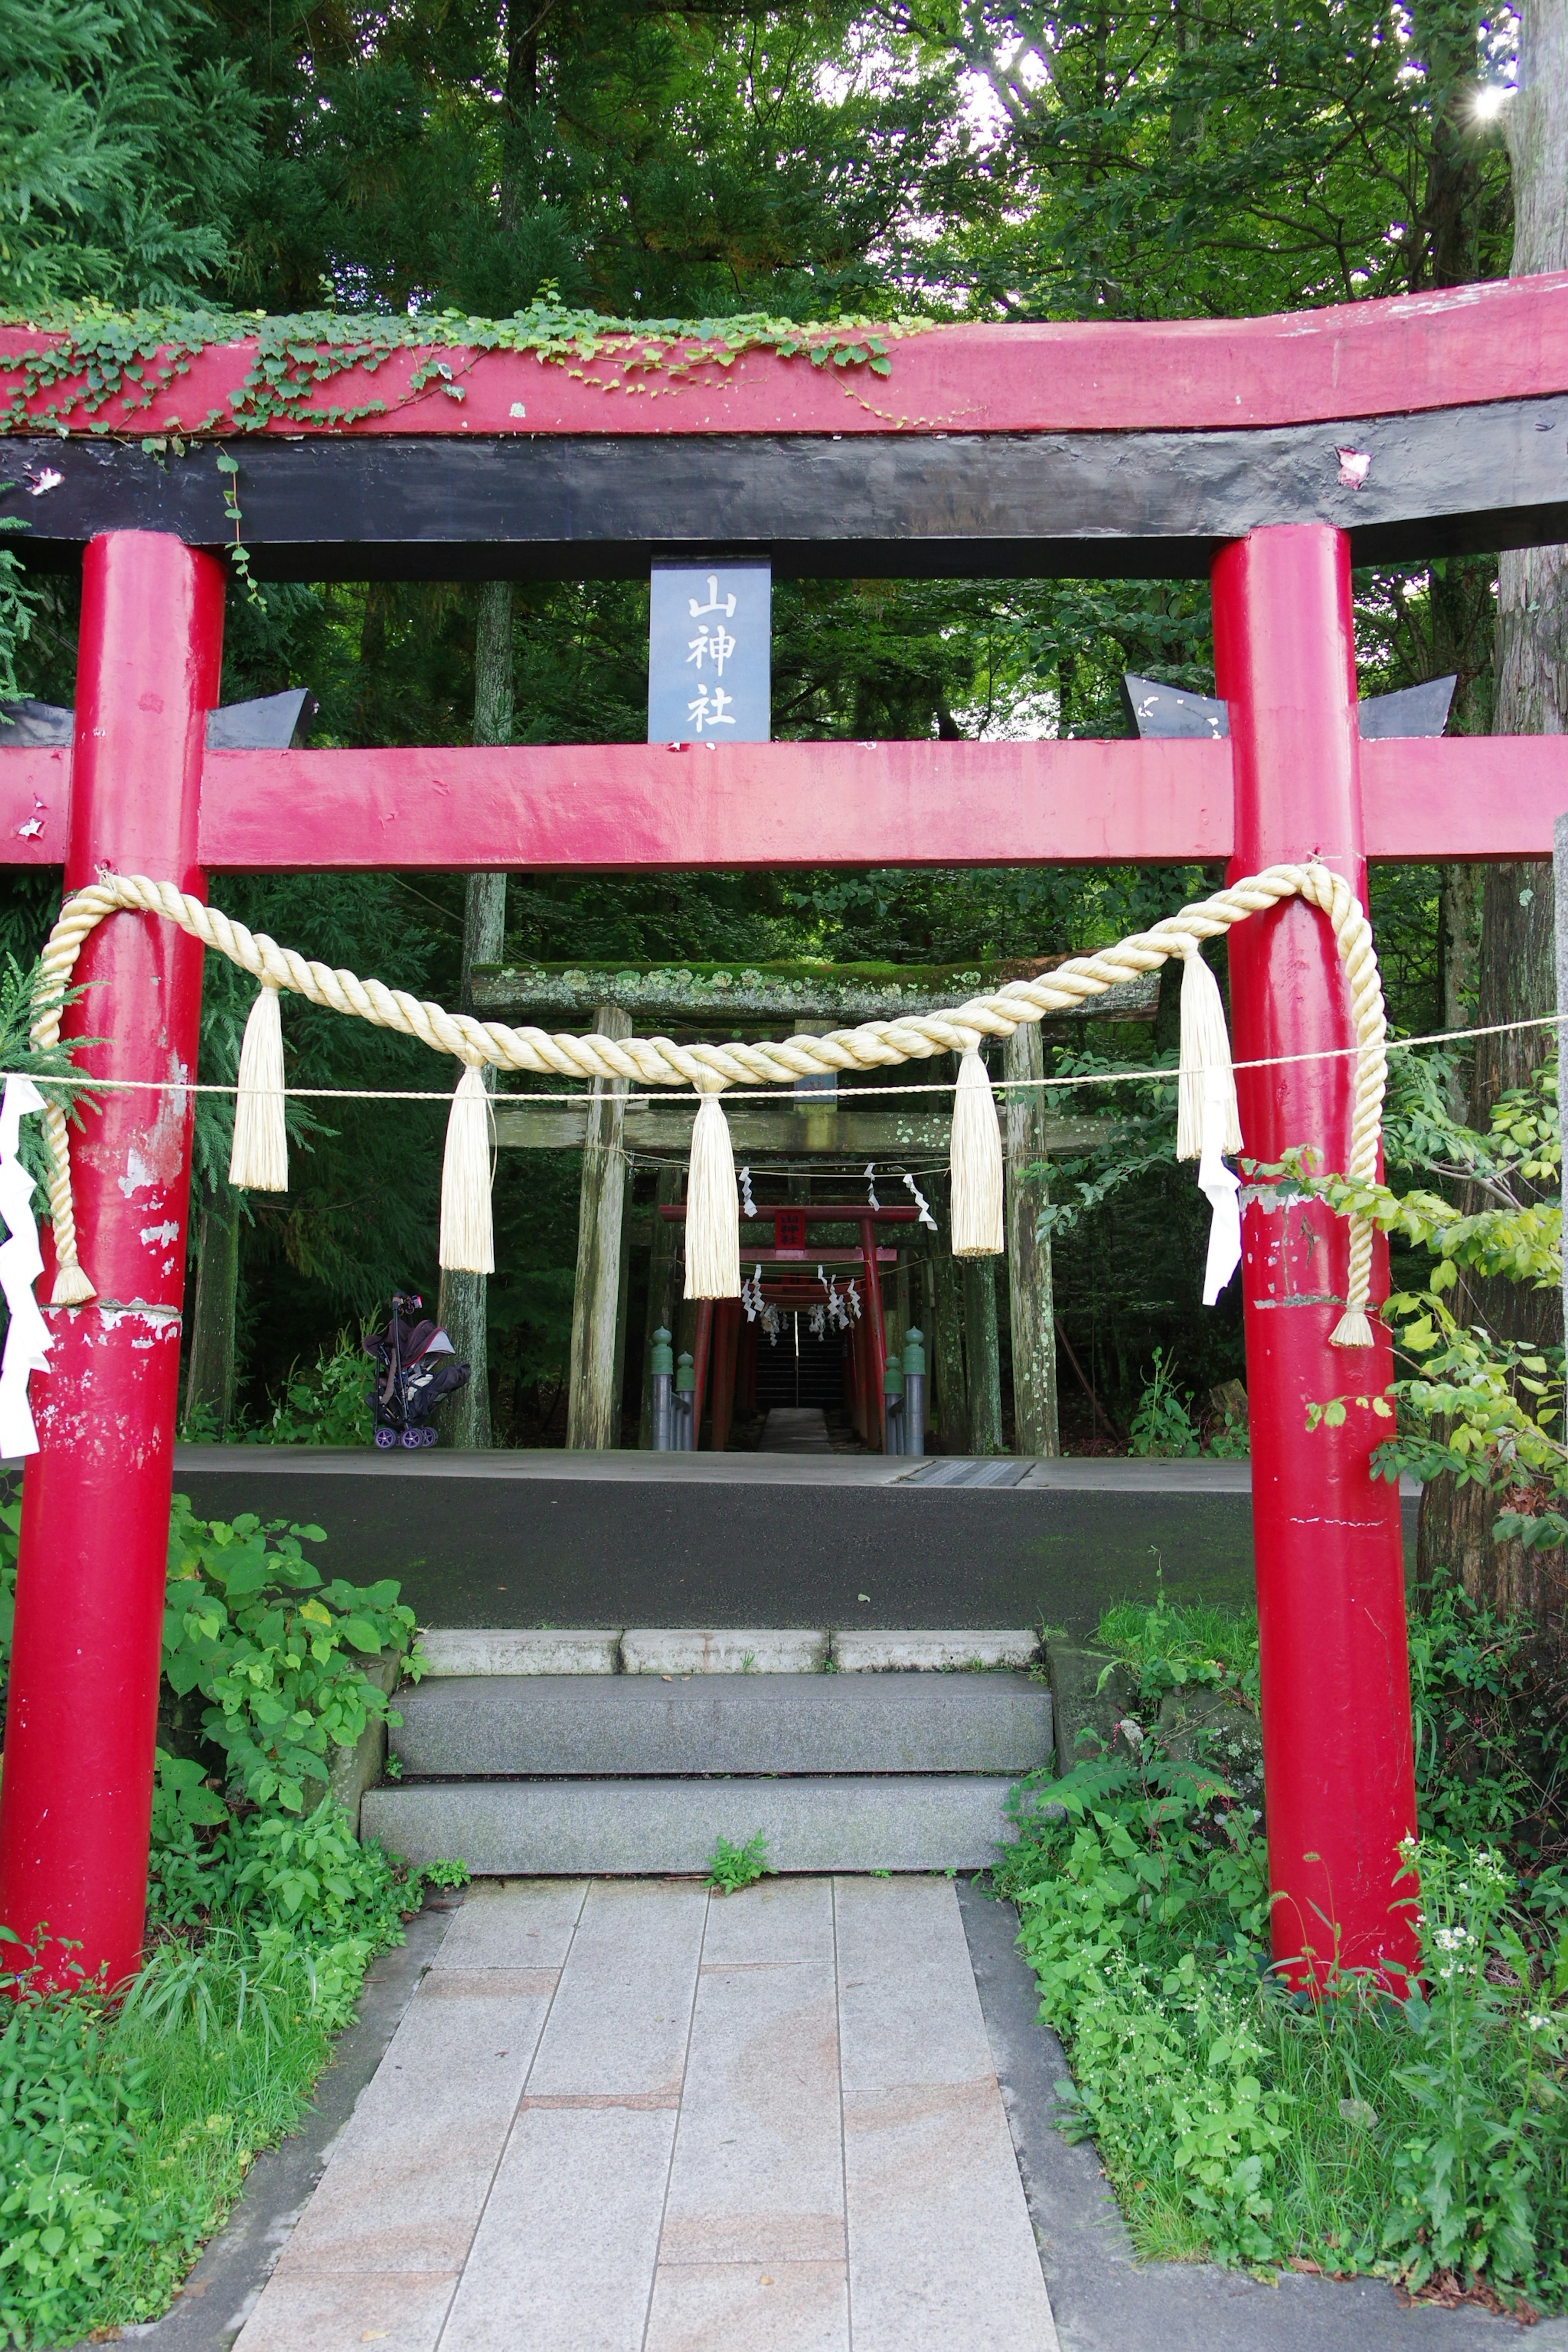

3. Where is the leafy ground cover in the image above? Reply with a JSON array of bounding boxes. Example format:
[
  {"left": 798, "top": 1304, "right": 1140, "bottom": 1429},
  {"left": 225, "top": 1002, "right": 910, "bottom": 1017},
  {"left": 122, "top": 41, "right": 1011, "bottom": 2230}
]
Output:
[
  {"left": 0, "top": 1500, "right": 456, "bottom": 2349},
  {"left": 1000, "top": 1589, "right": 1568, "bottom": 2313}
]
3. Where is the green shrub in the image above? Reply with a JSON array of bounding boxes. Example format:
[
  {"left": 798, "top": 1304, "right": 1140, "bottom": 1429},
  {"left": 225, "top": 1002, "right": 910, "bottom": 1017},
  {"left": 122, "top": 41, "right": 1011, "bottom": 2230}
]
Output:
[
  {"left": 161, "top": 1497, "right": 417, "bottom": 1813},
  {"left": 241, "top": 1331, "right": 374, "bottom": 1446},
  {"left": 1127, "top": 1347, "right": 1201, "bottom": 1458},
  {"left": 0, "top": 1972, "right": 141, "bottom": 2348},
  {"left": 1001, "top": 1594, "right": 1568, "bottom": 2303},
  {"left": 0, "top": 1494, "right": 441, "bottom": 2348}
]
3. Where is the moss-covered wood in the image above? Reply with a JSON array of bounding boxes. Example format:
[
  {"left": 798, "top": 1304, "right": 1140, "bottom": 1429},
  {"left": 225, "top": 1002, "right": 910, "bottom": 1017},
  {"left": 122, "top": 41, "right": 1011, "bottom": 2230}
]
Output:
[
  {"left": 494, "top": 1101, "right": 1121, "bottom": 1157},
  {"left": 471, "top": 960, "right": 1159, "bottom": 1028},
  {"left": 565, "top": 1004, "right": 632, "bottom": 1450}
]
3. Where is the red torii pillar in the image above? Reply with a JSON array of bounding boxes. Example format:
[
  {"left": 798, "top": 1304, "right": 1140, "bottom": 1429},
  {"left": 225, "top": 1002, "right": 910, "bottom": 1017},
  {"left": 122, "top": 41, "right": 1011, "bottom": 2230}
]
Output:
[
  {"left": 1216, "top": 523, "right": 1417, "bottom": 1982},
  {"left": 0, "top": 533, "right": 220, "bottom": 1989}
]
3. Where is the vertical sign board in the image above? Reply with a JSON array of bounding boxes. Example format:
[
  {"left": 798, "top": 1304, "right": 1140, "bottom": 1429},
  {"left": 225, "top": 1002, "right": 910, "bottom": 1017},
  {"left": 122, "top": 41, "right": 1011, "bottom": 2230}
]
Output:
[{"left": 648, "top": 563, "right": 771, "bottom": 743}]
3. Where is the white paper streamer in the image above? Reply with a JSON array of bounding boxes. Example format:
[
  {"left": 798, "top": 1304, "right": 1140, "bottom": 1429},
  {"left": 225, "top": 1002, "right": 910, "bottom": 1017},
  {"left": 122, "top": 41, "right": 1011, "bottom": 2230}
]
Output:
[
  {"left": 902, "top": 1171, "right": 937, "bottom": 1231},
  {"left": 738, "top": 1163, "right": 757, "bottom": 1219},
  {"left": 865, "top": 1162, "right": 880, "bottom": 1211},
  {"left": 1198, "top": 1065, "right": 1242, "bottom": 1306},
  {"left": 0, "top": 1076, "right": 52, "bottom": 1457}
]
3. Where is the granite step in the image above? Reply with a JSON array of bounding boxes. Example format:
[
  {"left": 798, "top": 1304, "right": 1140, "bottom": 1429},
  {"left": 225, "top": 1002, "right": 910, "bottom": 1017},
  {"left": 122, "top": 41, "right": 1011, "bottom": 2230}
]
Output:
[
  {"left": 361, "top": 1775, "right": 1024, "bottom": 1875},
  {"left": 390, "top": 1670, "right": 1053, "bottom": 1780}
]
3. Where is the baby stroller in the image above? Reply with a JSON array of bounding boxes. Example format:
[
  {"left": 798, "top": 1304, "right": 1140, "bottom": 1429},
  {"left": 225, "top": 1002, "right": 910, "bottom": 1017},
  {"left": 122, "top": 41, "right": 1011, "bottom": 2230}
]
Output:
[{"left": 364, "top": 1292, "right": 471, "bottom": 1448}]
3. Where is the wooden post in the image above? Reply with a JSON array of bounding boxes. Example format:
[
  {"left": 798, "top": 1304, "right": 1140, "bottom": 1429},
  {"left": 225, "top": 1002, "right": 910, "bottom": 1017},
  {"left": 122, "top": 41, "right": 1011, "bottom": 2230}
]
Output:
[
  {"left": 711, "top": 1297, "right": 742, "bottom": 1451},
  {"left": 860, "top": 1216, "right": 887, "bottom": 1447},
  {"left": 963, "top": 1258, "right": 1004, "bottom": 1456},
  {"left": 610, "top": 1154, "right": 634, "bottom": 1447},
  {"left": 639, "top": 1163, "right": 683, "bottom": 1447},
  {"left": 437, "top": 579, "right": 513, "bottom": 1448},
  {"left": 566, "top": 1002, "right": 632, "bottom": 1449},
  {"left": 691, "top": 1298, "right": 715, "bottom": 1446},
  {"left": 183, "top": 1179, "right": 240, "bottom": 1436},
  {"left": 1003, "top": 1021, "right": 1060, "bottom": 1457},
  {"left": 928, "top": 1176, "right": 969, "bottom": 1452}
]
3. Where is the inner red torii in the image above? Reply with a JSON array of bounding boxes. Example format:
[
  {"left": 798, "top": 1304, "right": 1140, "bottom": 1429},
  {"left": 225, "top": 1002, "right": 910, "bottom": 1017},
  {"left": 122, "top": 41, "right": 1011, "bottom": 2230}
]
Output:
[{"left": 4, "top": 280, "right": 1568, "bottom": 1996}]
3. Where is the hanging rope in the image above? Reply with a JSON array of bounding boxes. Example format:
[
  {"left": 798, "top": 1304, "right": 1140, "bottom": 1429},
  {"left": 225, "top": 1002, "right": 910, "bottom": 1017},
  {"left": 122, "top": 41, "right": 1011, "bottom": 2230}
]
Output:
[{"left": 30, "top": 860, "right": 1387, "bottom": 1340}]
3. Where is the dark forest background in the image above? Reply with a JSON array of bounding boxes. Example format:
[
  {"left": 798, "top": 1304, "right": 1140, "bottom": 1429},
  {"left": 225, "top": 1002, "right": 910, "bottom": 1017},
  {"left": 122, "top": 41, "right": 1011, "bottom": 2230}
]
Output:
[{"left": 0, "top": 0, "right": 1532, "bottom": 1441}]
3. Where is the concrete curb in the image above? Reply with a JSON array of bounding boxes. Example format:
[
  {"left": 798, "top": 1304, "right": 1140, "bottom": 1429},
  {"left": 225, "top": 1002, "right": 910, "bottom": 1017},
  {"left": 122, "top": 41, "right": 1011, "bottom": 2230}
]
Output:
[
  {"left": 957, "top": 1878, "right": 1568, "bottom": 2350},
  {"left": 105, "top": 1901, "right": 458, "bottom": 2352}
]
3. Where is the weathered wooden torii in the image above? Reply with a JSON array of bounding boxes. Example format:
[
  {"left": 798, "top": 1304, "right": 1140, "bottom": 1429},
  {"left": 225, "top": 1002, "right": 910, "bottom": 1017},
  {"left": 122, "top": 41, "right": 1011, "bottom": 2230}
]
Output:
[{"left": 2, "top": 280, "right": 1568, "bottom": 1993}]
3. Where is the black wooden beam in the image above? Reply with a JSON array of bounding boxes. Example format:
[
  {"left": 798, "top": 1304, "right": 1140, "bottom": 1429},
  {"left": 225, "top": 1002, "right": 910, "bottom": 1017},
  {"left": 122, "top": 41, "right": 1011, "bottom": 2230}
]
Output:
[{"left": 4, "top": 396, "right": 1565, "bottom": 580}]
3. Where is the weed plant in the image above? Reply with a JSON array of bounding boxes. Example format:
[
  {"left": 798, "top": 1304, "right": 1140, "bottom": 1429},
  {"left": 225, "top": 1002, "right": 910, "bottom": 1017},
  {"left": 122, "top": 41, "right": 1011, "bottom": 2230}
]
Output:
[
  {"left": 0, "top": 1499, "right": 449, "bottom": 2348},
  {"left": 706, "top": 1833, "right": 770, "bottom": 1893},
  {"left": 999, "top": 1590, "right": 1568, "bottom": 2311}
]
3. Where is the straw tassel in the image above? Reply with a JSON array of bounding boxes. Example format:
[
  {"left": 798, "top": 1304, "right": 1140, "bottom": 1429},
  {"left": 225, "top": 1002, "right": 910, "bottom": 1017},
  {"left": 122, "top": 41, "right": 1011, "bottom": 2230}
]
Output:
[
  {"left": 228, "top": 982, "right": 289, "bottom": 1191},
  {"left": 1330, "top": 1303, "right": 1374, "bottom": 1348},
  {"left": 51, "top": 1261, "right": 95, "bottom": 1307},
  {"left": 949, "top": 1047, "right": 1004, "bottom": 1258},
  {"left": 684, "top": 1086, "right": 741, "bottom": 1299},
  {"left": 1175, "top": 942, "right": 1242, "bottom": 1160},
  {"left": 439, "top": 1061, "right": 495, "bottom": 1274}
]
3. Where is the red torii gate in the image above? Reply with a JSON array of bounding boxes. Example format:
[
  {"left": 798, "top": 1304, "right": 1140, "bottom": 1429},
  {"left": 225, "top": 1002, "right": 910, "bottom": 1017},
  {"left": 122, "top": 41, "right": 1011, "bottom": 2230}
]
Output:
[{"left": 3, "top": 280, "right": 1568, "bottom": 1993}]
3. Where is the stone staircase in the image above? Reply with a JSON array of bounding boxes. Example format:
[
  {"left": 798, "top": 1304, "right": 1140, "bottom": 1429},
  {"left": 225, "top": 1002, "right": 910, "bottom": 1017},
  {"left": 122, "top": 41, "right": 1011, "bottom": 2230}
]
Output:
[{"left": 361, "top": 1626, "right": 1051, "bottom": 1875}]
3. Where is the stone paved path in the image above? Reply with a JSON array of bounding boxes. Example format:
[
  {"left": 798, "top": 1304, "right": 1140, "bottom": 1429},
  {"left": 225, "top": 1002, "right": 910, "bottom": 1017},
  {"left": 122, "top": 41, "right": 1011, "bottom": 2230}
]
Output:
[{"left": 233, "top": 1876, "right": 1058, "bottom": 2352}]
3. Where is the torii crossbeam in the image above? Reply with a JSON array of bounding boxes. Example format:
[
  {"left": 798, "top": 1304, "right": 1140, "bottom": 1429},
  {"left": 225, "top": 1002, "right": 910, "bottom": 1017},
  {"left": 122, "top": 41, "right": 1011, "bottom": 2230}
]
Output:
[{"left": 4, "top": 278, "right": 1568, "bottom": 1992}]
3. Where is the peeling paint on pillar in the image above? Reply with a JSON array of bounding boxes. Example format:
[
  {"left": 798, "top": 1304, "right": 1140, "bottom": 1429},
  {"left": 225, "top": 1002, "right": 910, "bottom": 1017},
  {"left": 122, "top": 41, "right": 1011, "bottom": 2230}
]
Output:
[{"left": 0, "top": 534, "right": 222, "bottom": 1991}]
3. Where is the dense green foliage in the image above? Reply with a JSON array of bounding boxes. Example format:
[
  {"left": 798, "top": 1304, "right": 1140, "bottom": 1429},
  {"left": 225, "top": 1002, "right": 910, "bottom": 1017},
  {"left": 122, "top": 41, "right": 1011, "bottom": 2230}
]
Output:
[
  {"left": 0, "top": 1498, "right": 445, "bottom": 2346},
  {"left": 160, "top": 1496, "right": 414, "bottom": 1812},
  {"left": 1000, "top": 1589, "right": 1568, "bottom": 2305},
  {"left": 1292, "top": 1058, "right": 1566, "bottom": 1552}
]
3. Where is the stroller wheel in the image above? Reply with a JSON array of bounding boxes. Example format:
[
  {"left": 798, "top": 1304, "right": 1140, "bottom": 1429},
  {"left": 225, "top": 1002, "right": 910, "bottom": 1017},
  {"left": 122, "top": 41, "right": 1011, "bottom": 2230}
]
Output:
[
  {"left": 374, "top": 1428, "right": 396, "bottom": 1450},
  {"left": 421, "top": 1425, "right": 438, "bottom": 1446},
  {"left": 400, "top": 1427, "right": 423, "bottom": 1449}
]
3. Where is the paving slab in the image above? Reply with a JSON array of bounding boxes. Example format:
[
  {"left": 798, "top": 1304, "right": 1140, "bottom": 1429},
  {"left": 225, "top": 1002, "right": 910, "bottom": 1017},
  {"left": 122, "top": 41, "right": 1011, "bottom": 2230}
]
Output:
[
  {"left": 622, "top": 1626, "right": 830, "bottom": 1673},
  {"left": 655, "top": 1879, "right": 844, "bottom": 2270},
  {"left": 390, "top": 1669, "right": 1053, "bottom": 1777},
  {"left": 363, "top": 1775, "right": 1022, "bottom": 1875},
  {"left": 231, "top": 1880, "right": 586, "bottom": 2352},
  {"left": 832, "top": 1628, "right": 1040, "bottom": 1672},
  {"left": 415, "top": 1628, "right": 621, "bottom": 1675},
  {"left": 836, "top": 1875, "right": 1058, "bottom": 2352},
  {"left": 441, "top": 1880, "right": 707, "bottom": 2352},
  {"left": 524, "top": 1877, "right": 708, "bottom": 2100},
  {"left": 441, "top": 2104, "right": 678, "bottom": 2351},
  {"left": 644, "top": 2259, "right": 850, "bottom": 2349}
]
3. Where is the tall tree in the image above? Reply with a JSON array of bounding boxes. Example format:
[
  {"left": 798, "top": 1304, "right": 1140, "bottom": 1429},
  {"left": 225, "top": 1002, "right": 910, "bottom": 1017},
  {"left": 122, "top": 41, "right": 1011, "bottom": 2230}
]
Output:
[
  {"left": 1474, "top": 0, "right": 1568, "bottom": 1129},
  {"left": 0, "top": 0, "right": 261, "bottom": 308}
]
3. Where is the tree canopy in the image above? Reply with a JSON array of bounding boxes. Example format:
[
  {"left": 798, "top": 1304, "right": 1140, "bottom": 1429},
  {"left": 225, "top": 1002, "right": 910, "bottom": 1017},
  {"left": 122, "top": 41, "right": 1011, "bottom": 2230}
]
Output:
[{"left": 0, "top": 0, "right": 1528, "bottom": 1441}]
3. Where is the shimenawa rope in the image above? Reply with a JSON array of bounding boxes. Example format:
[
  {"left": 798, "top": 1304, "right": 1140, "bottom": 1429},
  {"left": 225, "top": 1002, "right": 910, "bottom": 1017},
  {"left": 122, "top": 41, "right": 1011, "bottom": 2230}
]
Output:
[{"left": 29, "top": 861, "right": 1387, "bottom": 1342}]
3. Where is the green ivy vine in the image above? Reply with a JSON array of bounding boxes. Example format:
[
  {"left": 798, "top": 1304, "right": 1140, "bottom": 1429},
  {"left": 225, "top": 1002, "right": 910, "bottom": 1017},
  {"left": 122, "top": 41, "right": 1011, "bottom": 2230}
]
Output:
[{"left": 0, "top": 296, "right": 927, "bottom": 441}]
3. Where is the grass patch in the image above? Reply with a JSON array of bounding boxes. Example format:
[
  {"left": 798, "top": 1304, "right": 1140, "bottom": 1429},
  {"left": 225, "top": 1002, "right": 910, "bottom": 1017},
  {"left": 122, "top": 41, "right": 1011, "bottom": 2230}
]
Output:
[
  {"left": 0, "top": 1498, "right": 450, "bottom": 2349},
  {"left": 999, "top": 1585, "right": 1568, "bottom": 2312},
  {"left": 0, "top": 1801, "right": 428, "bottom": 2348}
]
